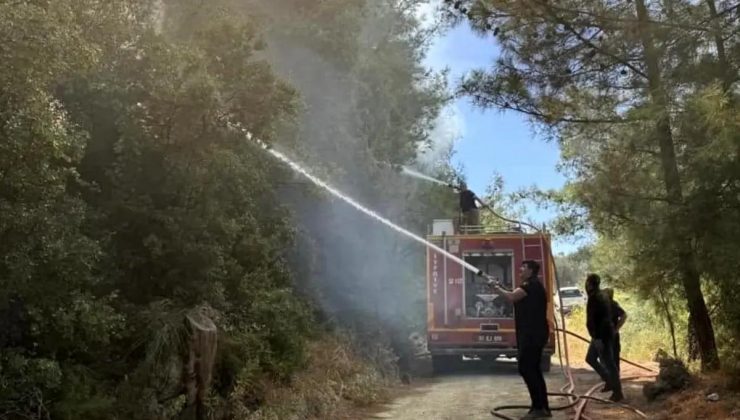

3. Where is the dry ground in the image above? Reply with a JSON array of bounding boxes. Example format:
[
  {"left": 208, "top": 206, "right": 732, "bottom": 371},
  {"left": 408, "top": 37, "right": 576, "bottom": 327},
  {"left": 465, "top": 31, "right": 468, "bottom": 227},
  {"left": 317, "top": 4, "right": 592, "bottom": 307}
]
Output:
[{"left": 347, "top": 358, "right": 659, "bottom": 420}]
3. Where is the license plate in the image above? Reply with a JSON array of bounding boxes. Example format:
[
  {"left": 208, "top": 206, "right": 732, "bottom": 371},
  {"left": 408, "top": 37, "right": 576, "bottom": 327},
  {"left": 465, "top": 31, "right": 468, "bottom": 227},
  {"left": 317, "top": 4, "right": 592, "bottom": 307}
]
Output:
[{"left": 477, "top": 334, "right": 502, "bottom": 343}]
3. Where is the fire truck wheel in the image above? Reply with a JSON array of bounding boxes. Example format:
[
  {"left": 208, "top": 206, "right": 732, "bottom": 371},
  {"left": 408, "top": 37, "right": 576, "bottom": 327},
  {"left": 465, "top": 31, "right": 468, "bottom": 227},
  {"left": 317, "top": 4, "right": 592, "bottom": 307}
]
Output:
[
  {"left": 541, "top": 354, "right": 552, "bottom": 372},
  {"left": 432, "top": 355, "right": 459, "bottom": 373}
]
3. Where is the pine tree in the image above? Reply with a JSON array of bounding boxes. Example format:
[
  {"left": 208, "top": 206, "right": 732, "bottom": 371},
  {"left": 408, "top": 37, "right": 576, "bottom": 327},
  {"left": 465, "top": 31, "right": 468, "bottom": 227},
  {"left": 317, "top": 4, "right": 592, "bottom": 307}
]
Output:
[{"left": 443, "top": 0, "right": 738, "bottom": 370}]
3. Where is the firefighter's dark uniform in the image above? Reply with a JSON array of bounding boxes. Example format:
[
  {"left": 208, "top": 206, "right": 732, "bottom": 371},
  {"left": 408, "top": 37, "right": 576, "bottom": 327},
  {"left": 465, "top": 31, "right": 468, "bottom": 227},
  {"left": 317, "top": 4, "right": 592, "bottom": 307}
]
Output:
[
  {"left": 514, "top": 275, "right": 550, "bottom": 414},
  {"left": 586, "top": 291, "right": 623, "bottom": 398},
  {"left": 459, "top": 189, "right": 479, "bottom": 226},
  {"left": 610, "top": 300, "right": 626, "bottom": 373}
]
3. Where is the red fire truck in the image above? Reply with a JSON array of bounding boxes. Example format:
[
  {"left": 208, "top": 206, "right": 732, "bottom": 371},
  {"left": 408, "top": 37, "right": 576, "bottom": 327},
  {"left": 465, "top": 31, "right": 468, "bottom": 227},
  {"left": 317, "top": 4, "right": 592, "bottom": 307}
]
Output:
[{"left": 426, "top": 219, "right": 556, "bottom": 372}]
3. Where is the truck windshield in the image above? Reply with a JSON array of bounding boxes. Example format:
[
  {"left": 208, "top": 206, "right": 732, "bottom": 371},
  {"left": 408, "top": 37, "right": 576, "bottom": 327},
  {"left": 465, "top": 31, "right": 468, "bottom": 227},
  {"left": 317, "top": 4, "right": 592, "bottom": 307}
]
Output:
[{"left": 464, "top": 254, "right": 514, "bottom": 319}]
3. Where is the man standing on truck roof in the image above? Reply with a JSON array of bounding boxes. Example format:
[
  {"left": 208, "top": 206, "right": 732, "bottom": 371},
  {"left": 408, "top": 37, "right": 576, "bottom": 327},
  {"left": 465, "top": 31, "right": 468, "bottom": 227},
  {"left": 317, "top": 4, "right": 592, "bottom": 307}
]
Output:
[
  {"left": 585, "top": 274, "right": 624, "bottom": 402},
  {"left": 603, "top": 288, "right": 627, "bottom": 376},
  {"left": 457, "top": 181, "right": 480, "bottom": 229},
  {"left": 490, "top": 260, "right": 551, "bottom": 419}
]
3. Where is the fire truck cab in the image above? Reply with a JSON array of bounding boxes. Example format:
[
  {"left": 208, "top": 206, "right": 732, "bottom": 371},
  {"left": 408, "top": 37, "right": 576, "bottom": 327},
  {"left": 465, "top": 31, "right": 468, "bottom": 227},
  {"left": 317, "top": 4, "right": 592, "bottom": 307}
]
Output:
[{"left": 426, "top": 219, "right": 556, "bottom": 372}]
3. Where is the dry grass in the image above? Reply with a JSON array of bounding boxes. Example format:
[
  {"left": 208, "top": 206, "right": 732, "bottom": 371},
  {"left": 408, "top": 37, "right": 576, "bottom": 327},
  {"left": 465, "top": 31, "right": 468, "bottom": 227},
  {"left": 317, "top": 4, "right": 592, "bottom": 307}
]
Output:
[
  {"left": 646, "top": 373, "right": 740, "bottom": 420},
  {"left": 555, "top": 296, "right": 679, "bottom": 366},
  {"left": 552, "top": 309, "right": 740, "bottom": 420},
  {"left": 244, "top": 335, "right": 393, "bottom": 420}
]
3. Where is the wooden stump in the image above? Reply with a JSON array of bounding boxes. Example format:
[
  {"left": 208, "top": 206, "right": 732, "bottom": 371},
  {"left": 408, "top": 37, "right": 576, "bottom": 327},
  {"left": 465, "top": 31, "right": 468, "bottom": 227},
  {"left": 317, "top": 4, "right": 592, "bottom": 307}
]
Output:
[{"left": 180, "top": 307, "right": 217, "bottom": 420}]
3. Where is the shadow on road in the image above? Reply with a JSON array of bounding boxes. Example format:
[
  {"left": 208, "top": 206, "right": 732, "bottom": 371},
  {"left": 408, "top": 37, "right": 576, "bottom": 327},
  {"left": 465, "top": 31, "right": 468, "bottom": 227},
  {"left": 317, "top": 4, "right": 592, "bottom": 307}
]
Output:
[
  {"left": 430, "top": 358, "right": 603, "bottom": 381},
  {"left": 431, "top": 357, "right": 522, "bottom": 377}
]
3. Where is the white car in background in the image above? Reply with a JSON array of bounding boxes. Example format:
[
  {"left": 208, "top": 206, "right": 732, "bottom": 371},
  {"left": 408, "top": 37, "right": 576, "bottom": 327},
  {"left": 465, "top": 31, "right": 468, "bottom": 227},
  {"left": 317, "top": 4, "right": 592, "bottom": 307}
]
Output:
[{"left": 555, "top": 287, "right": 587, "bottom": 314}]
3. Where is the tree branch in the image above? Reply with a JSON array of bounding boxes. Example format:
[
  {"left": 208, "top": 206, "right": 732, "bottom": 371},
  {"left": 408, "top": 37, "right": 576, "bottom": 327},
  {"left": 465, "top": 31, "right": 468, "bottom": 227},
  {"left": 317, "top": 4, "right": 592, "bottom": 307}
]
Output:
[
  {"left": 468, "top": 91, "right": 637, "bottom": 125},
  {"left": 531, "top": 1, "right": 719, "bottom": 32},
  {"left": 608, "top": 190, "right": 674, "bottom": 204},
  {"left": 534, "top": 4, "right": 649, "bottom": 79}
]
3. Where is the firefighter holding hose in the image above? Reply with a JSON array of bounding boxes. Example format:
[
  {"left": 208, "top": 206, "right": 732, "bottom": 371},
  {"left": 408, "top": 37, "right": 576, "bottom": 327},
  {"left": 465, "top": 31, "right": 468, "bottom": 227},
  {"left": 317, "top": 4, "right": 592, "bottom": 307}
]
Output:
[
  {"left": 488, "top": 260, "right": 552, "bottom": 419},
  {"left": 456, "top": 181, "right": 480, "bottom": 229}
]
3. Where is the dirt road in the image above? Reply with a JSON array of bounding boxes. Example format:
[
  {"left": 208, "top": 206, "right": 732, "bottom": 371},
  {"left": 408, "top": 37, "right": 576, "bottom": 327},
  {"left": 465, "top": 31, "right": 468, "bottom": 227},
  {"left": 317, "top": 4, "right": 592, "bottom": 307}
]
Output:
[
  {"left": 359, "top": 359, "right": 654, "bottom": 420},
  {"left": 366, "top": 360, "right": 569, "bottom": 420}
]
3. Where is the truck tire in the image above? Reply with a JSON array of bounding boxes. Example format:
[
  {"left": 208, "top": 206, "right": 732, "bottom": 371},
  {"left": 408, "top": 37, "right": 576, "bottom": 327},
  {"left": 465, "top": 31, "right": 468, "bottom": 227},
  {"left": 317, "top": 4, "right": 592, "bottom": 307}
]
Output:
[
  {"left": 432, "top": 355, "right": 458, "bottom": 374},
  {"left": 541, "top": 354, "right": 552, "bottom": 372}
]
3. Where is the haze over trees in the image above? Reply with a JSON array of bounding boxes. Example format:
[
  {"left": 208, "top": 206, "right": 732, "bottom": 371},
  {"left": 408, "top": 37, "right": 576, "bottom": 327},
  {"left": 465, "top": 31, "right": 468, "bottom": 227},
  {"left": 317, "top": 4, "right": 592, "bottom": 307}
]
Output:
[
  {"left": 0, "top": 1, "right": 460, "bottom": 418},
  {"left": 0, "top": 0, "right": 738, "bottom": 418}
]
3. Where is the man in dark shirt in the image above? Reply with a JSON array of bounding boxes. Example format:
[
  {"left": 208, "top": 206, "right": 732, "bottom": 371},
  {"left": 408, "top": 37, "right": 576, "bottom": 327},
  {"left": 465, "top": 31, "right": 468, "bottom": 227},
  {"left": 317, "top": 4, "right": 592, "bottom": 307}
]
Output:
[
  {"left": 458, "top": 182, "right": 479, "bottom": 228},
  {"left": 604, "top": 288, "right": 627, "bottom": 375},
  {"left": 585, "top": 274, "right": 623, "bottom": 401},
  {"left": 491, "top": 260, "right": 551, "bottom": 419}
]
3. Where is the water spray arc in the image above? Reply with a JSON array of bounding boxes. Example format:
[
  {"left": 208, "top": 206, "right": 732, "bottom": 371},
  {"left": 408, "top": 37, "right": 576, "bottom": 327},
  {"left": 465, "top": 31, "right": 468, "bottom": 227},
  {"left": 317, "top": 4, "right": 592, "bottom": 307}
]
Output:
[
  {"left": 400, "top": 166, "right": 453, "bottom": 187},
  {"left": 227, "top": 123, "right": 484, "bottom": 277},
  {"left": 231, "top": 121, "right": 653, "bottom": 419},
  {"left": 396, "top": 167, "right": 655, "bottom": 420}
]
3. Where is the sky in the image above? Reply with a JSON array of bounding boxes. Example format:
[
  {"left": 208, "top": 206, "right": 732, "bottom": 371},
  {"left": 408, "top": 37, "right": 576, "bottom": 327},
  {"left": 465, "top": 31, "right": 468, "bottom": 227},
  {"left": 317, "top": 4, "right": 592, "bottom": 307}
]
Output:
[{"left": 420, "top": 18, "right": 583, "bottom": 254}]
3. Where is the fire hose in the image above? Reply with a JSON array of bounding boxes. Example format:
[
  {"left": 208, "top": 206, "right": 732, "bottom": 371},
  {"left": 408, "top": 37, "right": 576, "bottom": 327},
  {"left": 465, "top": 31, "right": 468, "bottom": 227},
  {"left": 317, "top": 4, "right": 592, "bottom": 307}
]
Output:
[
  {"left": 487, "top": 327, "right": 656, "bottom": 420},
  {"left": 230, "top": 128, "right": 658, "bottom": 418},
  {"left": 455, "top": 188, "right": 658, "bottom": 420}
]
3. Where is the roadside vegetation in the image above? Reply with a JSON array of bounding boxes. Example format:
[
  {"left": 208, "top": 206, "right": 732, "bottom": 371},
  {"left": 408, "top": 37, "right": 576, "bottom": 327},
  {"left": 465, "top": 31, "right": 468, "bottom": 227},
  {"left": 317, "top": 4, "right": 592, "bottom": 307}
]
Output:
[
  {"left": 0, "top": 1, "right": 453, "bottom": 418},
  {"left": 445, "top": 0, "right": 740, "bottom": 375},
  {"left": 1, "top": 0, "right": 737, "bottom": 419},
  {"left": 561, "top": 293, "right": 684, "bottom": 365}
]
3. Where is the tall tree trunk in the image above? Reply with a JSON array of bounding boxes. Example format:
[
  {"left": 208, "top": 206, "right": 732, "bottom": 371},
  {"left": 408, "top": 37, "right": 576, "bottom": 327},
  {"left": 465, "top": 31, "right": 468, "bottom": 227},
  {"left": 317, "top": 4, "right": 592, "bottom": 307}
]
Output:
[
  {"left": 687, "top": 312, "right": 700, "bottom": 362},
  {"left": 704, "top": 0, "right": 734, "bottom": 92},
  {"left": 657, "top": 284, "right": 679, "bottom": 359},
  {"left": 634, "top": 0, "right": 720, "bottom": 371},
  {"left": 704, "top": 0, "right": 737, "bottom": 164}
]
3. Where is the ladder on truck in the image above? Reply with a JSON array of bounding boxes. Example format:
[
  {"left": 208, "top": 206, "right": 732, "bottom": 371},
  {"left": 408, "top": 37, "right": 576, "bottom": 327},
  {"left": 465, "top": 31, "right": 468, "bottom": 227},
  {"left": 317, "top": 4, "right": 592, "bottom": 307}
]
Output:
[{"left": 520, "top": 231, "right": 548, "bottom": 283}]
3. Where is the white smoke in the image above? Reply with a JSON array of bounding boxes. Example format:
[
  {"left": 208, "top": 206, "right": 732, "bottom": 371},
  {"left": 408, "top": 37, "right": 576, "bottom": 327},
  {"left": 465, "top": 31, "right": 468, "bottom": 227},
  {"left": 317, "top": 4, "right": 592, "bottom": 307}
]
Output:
[
  {"left": 413, "top": 0, "right": 442, "bottom": 31},
  {"left": 412, "top": 0, "right": 465, "bottom": 168},
  {"left": 416, "top": 104, "right": 464, "bottom": 167}
]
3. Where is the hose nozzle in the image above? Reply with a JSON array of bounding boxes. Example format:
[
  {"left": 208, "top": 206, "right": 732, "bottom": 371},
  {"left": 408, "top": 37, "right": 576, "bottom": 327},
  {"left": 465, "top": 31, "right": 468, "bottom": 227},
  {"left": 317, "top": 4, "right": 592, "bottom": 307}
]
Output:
[{"left": 477, "top": 271, "right": 502, "bottom": 287}]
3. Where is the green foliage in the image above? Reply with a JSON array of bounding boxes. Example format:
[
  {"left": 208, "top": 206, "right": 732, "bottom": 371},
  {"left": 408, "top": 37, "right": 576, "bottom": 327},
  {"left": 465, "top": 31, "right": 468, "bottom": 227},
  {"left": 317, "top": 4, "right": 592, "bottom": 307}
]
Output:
[
  {"left": 554, "top": 246, "right": 592, "bottom": 288},
  {"left": 0, "top": 351, "right": 63, "bottom": 418},
  {"left": 446, "top": 0, "right": 739, "bottom": 369},
  {"left": 478, "top": 172, "right": 528, "bottom": 230},
  {"left": 238, "top": 334, "right": 391, "bottom": 420},
  {"left": 1, "top": 0, "right": 454, "bottom": 418},
  {"left": 244, "top": 0, "right": 457, "bottom": 364},
  {"left": 564, "top": 288, "right": 686, "bottom": 363},
  {"left": 53, "top": 365, "right": 117, "bottom": 420},
  {"left": 613, "top": 291, "right": 687, "bottom": 362},
  {"left": 2, "top": 0, "right": 306, "bottom": 418}
]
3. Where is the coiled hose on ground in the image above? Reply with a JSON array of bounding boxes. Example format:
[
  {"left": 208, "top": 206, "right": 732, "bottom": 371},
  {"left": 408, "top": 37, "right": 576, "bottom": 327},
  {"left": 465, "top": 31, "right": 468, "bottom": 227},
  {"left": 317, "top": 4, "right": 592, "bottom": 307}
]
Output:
[
  {"left": 488, "top": 328, "right": 656, "bottom": 420},
  {"left": 471, "top": 198, "right": 658, "bottom": 420}
]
